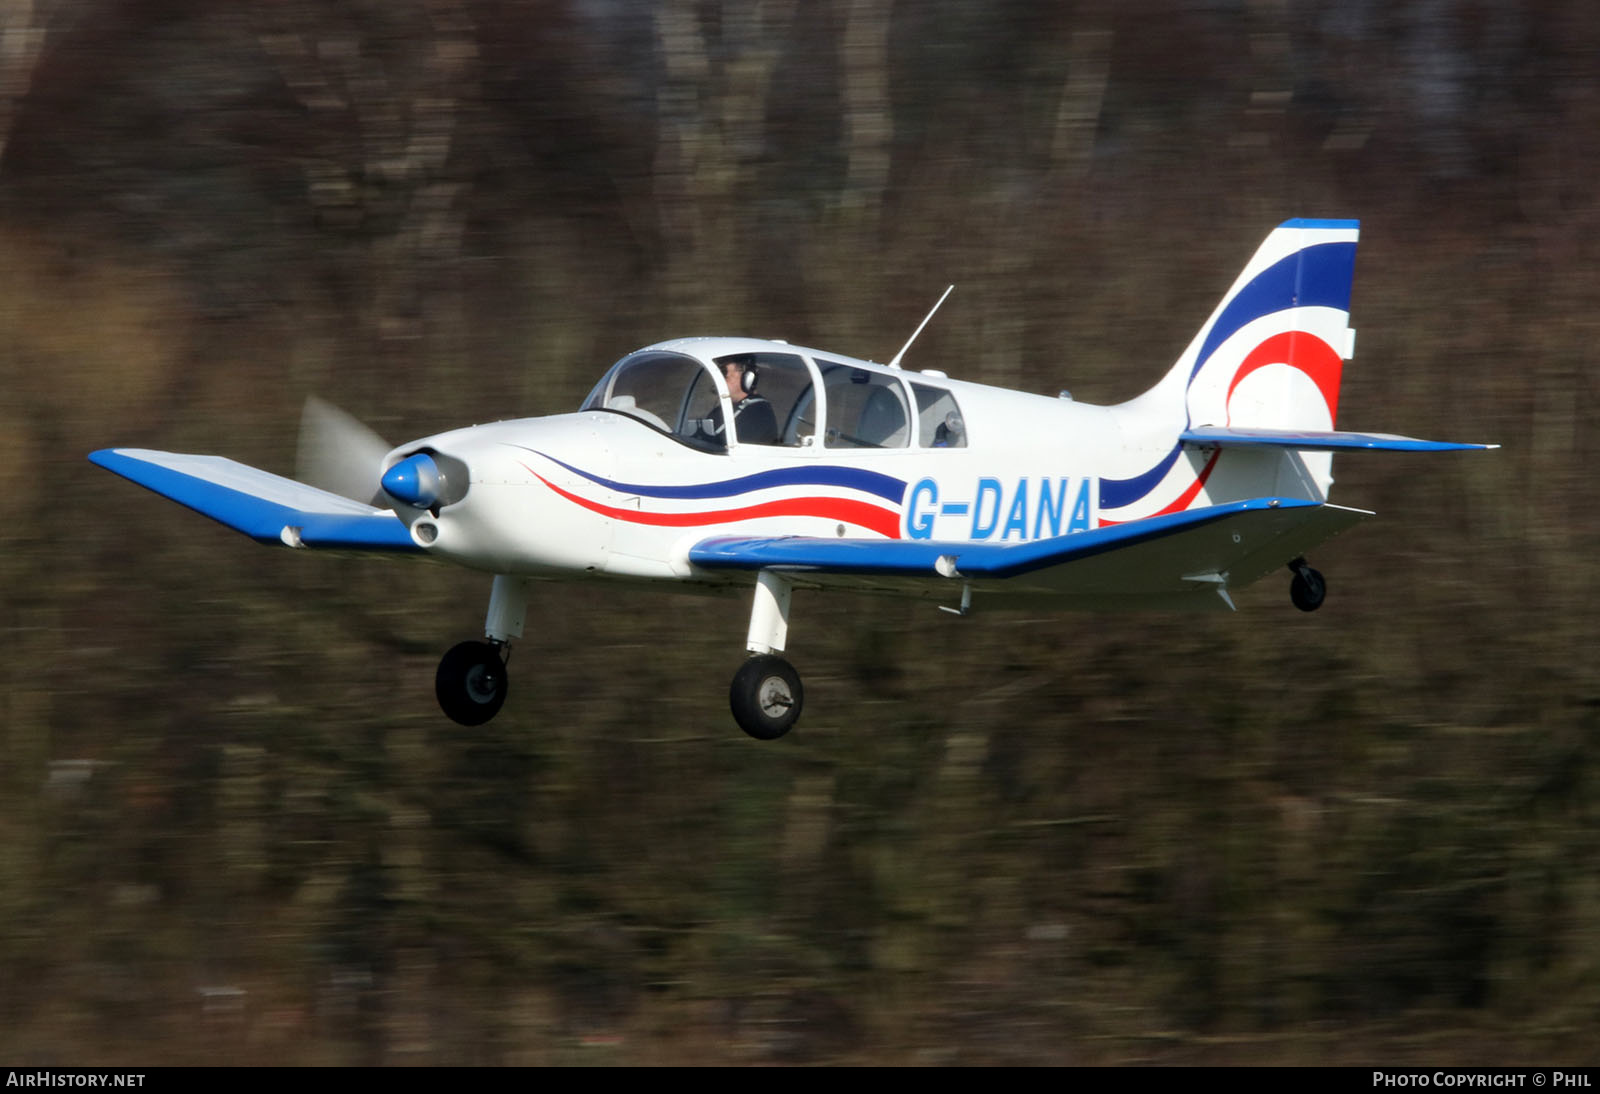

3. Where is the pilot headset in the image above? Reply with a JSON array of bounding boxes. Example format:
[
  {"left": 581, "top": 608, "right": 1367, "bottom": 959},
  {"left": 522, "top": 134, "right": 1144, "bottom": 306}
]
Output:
[{"left": 737, "top": 359, "right": 759, "bottom": 395}]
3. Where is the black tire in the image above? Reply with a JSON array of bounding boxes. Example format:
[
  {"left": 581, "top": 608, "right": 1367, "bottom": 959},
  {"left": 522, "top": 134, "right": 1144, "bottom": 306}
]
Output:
[
  {"left": 730, "top": 655, "right": 803, "bottom": 740},
  {"left": 437, "top": 640, "right": 509, "bottom": 726},
  {"left": 1289, "top": 564, "right": 1327, "bottom": 612}
]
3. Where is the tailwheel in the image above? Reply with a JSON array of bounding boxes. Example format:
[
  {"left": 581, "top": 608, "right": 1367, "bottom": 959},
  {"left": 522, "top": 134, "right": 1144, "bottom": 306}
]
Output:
[
  {"left": 437, "top": 640, "right": 509, "bottom": 725},
  {"left": 1288, "top": 557, "right": 1327, "bottom": 613},
  {"left": 730, "top": 654, "right": 803, "bottom": 740}
]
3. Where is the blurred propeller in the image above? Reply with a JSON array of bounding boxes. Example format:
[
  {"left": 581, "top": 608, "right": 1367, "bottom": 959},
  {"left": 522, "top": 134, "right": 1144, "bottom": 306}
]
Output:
[{"left": 297, "top": 396, "right": 392, "bottom": 507}]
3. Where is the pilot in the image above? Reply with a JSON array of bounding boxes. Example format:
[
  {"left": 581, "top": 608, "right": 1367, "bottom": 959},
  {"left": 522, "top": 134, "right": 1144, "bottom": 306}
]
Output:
[{"left": 705, "top": 357, "right": 780, "bottom": 446}]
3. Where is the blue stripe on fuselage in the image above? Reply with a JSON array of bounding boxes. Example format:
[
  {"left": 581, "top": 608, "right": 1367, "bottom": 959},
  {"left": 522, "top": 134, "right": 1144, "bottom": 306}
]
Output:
[
  {"left": 517, "top": 448, "right": 908, "bottom": 504},
  {"left": 1098, "top": 442, "right": 1182, "bottom": 512}
]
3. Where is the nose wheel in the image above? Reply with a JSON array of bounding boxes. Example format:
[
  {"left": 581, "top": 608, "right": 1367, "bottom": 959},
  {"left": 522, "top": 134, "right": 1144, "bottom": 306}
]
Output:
[
  {"left": 730, "top": 654, "right": 803, "bottom": 740},
  {"left": 1288, "top": 557, "right": 1326, "bottom": 612},
  {"left": 437, "top": 640, "right": 509, "bottom": 725}
]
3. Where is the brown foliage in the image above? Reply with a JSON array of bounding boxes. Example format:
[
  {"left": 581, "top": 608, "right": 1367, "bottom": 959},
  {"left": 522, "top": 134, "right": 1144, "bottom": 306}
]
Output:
[{"left": 1, "top": 0, "right": 1596, "bottom": 1065}]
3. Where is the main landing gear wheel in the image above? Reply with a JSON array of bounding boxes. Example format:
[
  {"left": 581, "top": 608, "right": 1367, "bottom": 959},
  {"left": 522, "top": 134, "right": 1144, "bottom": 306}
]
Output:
[
  {"left": 437, "top": 640, "right": 509, "bottom": 726},
  {"left": 1288, "top": 557, "right": 1327, "bottom": 613},
  {"left": 730, "top": 655, "right": 803, "bottom": 741}
]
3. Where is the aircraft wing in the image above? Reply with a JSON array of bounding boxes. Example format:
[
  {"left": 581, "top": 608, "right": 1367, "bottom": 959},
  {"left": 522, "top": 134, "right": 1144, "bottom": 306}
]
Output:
[
  {"left": 690, "top": 497, "right": 1371, "bottom": 609},
  {"left": 90, "top": 448, "right": 420, "bottom": 553},
  {"left": 1179, "top": 426, "right": 1497, "bottom": 452}
]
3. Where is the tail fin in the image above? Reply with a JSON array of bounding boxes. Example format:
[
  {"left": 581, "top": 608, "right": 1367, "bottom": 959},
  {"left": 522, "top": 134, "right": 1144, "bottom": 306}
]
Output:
[
  {"left": 1104, "top": 221, "right": 1360, "bottom": 522},
  {"left": 1172, "top": 218, "right": 1359, "bottom": 433}
]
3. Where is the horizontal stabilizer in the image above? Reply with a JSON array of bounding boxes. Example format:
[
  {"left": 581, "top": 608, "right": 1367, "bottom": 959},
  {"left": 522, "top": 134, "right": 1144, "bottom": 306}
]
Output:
[
  {"left": 90, "top": 448, "right": 419, "bottom": 553},
  {"left": 1180, "top": 426, "right": 1497, "bottom": 452},
  {"left": 692, "top": 497, "right": 1371, "bottom": 606}
]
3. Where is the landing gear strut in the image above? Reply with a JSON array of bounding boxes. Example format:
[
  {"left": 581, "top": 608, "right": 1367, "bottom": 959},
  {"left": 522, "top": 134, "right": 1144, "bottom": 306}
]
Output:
[
  {"left": 731, "top": 570, "right": 803, "bottom": 740},
  {"left": 436, "top": 574, "right": 528, "bottom": 726},
  {"left": 1288, "top": 557, "right": 1326, "bottom": 612},
  {"left": 437, "top": 640, "right": 508, "bottom": 725}
]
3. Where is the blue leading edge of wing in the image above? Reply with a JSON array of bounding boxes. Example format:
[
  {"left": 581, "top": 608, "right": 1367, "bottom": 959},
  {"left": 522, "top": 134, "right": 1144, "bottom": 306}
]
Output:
[
  {"left": 89, "top": 448, "right": 421, "bottom": 552},
  {"left": 1178, "top": 427, "right": 1498, "bottom": 452},
  {"left": 690, "top": 497, "right": 1320, "bottom": 579}
]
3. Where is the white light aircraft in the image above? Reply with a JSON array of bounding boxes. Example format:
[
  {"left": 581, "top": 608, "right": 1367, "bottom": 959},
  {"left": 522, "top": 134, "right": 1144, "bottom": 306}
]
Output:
[{"left": 92, "top": 219, "right": 1494, "bottom": 738}]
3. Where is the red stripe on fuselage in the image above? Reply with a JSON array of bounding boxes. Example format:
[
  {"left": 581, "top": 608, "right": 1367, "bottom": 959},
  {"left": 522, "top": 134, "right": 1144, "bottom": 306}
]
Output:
[{"left": 530, "top": 471, "right": 903, "bottom": 539}]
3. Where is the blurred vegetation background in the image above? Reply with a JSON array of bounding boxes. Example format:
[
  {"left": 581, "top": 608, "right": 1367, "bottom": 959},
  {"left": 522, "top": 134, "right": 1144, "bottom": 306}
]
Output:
[{"left": 1, "top": 0, "right": 1595, "bottom": 1065}]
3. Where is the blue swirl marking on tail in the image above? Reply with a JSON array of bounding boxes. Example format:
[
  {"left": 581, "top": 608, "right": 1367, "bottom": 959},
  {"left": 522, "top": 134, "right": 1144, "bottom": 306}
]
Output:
[{"left": 1190, "top": 240, "right": 1357, "bottom": 384}]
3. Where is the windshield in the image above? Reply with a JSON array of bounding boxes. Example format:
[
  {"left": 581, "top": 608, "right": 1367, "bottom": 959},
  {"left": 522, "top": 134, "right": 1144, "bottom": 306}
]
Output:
[{"left": 582, "top": 351, "right": 727, "bottom": 452}]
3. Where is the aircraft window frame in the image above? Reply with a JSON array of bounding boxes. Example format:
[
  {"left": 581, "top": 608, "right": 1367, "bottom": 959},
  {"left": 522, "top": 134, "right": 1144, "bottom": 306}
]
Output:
[
  {"left": 678, "top": 366, "right": 732, "bottom": 449},
  {"left": 815, "top": 360, "right": 913, "bottom": 450},
  {"left": 788, "top": 386, "right": 819, "bottom": 450},
  {"left": 911, "top": 381, "right": 968, "bottom": 448}
]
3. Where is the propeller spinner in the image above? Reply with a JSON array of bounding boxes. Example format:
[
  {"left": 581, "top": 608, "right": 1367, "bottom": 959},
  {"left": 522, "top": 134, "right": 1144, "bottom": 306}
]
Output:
[{"left": 381, "top": 453, "right": 445, "bottom": 509}]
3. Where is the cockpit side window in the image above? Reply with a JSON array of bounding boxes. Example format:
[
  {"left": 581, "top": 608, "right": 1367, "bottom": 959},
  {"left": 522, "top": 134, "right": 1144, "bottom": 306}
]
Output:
[
  {"left": 712, "top": 352, "right": 815, "bottom": 448},
  {"left": 817, "top": 361, "right": 911, "bottom": 449},
  {"left": 911, "top": 382, "right": 967, "bottom": 447}
]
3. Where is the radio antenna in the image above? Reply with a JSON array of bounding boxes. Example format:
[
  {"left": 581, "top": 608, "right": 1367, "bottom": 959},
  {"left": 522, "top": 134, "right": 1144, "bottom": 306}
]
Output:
[{"left": 887, "top": 285, "right": 954, "bottom": 370}]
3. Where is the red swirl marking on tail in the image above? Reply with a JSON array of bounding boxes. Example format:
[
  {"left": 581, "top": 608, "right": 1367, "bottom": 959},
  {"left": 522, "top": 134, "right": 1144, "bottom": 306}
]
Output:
[{"left": 1225, "top": 331, "right": 1343, "bottom": 423}]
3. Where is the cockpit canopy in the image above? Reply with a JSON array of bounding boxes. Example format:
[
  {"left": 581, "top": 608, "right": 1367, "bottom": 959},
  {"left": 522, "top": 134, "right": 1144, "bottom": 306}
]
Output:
[
  {"left": 582, "top": 350, "right": 815, "bottom": 452},
  {"left": 582, "top": 345, "right": 966, "bottom": 452}
]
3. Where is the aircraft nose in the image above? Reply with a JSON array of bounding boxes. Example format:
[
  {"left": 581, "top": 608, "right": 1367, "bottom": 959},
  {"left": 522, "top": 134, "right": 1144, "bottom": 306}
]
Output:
[{"left": 382, "top": 452, "right": 443, "bottom": 509}]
